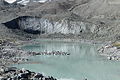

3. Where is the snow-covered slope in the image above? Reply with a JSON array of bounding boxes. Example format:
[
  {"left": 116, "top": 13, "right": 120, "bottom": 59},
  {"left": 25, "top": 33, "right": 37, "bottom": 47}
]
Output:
[
  {"left": 17, "top": 0, "right": 48, "bottom": 5},
  {"left": 4, "top": 0, "right": 48, "bottom": 5}
]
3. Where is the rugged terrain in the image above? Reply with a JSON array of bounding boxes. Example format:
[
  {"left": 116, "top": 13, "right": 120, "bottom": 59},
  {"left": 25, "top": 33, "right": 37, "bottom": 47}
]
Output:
[
  {"left": 1, "top": 0, "right": 120, "bottom": 79},
  {"left": 0, "top": 39, "right": 58, "bottom": 80},
  {"left": 1, "top": 0, "right": 120, "bottom": 41}
]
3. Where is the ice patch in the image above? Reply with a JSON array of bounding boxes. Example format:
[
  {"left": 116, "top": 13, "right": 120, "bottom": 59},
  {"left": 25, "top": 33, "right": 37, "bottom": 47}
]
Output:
[
  {"left": 17, "top": 0, "right": 30, "bottom": 5},
  {"left": 4, "top": 0, "right": 16, "bottom": 3},
  {"left": 17, "top": 0, "right": 48, "bottom": 5}
]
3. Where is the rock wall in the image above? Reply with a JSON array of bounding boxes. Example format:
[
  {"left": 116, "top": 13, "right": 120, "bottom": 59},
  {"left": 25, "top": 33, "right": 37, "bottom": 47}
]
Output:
[{"left": 3, "top": 16, "right": 96, "bottom": 35}]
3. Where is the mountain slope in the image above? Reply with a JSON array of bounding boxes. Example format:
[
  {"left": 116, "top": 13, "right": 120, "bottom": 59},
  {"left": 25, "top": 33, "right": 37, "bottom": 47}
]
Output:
[{"left": 0, "top": 0, "right": 120, "bottom": 41}]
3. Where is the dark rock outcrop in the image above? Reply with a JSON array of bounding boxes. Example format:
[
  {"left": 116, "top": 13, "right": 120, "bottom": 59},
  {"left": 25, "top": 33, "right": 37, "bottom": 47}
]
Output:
[
  {"left": 0, "top": 0, "right": 9, "bottom": 6},
  {"left": 3, "top": 16, "right": 43, "bottom": 34},
  {"left": 3, "top": 18, "right": 20, "bottom": 29},
  {"left": 0, "top": 67, "right": 57, "bottom": 80}
]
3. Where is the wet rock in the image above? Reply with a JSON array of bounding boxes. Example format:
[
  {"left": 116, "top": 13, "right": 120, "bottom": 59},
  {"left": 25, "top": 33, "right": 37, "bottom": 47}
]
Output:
[
  {"left": 0, "top": 67, "right": 57, "bottom": 80},
  {"left": 34, "top": 73, "right": 44, "bottom": 79},
  {"left": 0, "top": 77, "right": 7, "bottom": 80},
  {"left": 5, "top": 67, "right": 17, "bottom": 73},
  {"left": 107, "top": 56, "right": 112, "bottom": 60}
]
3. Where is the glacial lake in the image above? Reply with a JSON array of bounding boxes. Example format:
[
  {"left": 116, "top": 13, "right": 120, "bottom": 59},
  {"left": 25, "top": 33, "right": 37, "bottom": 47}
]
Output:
[{"left": 14, "top": 39, "right": 120, "bottom": 80}]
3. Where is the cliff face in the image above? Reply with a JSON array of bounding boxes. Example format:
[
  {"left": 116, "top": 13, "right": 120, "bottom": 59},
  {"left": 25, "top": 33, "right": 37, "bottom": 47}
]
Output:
[
  {"left": 3, "top": 16, "right": 96, "bottom": 35},
  {"left": 1, "top": 0, "right": 120, "bottom": 41}
]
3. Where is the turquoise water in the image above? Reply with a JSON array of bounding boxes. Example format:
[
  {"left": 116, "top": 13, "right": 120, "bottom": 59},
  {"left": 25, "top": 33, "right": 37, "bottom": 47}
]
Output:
[{"left": 15, "top": 40, "right": 120, "bottom": 80}]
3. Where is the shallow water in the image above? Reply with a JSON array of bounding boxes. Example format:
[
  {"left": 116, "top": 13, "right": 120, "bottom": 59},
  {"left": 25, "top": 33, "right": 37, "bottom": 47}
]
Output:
[{"left": 14, "top": 40, "right": 120, "bottom": 80}]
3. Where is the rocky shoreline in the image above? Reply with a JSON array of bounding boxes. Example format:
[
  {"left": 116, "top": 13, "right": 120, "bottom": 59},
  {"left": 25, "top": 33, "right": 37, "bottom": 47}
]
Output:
[
  {"left": 0, "top": 39, "right": 73, "bottom": 80},
  {"left": 0, "top": 39, "right": 59, "bottom": 80},
  {"left": 98, "top": 41, "right": 120, "bottom": 61},
  {"left": 1, "top": 0, "right": 120, "bottom": 79},
  {"left": 0, "top": 37, "right": 120, "bottom": 80},
  {"left": 0, "top": 67, "right": 57, "bottom": 80},
  {"left": 0, "top": 38, "right": 120, "bottom": 80}
]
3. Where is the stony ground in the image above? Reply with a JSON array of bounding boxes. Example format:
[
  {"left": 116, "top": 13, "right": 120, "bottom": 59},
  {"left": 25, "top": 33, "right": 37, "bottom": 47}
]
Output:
[
  {"left": 0, "top": 39, "right": 58, "bottom": 80},
  {"left": 0, "top": 0, "right": 120, "bottom": 41},
  {"left": 0, "top": 66, "right": 57, "bottom": 80},
  {"left": 98, "top": 42, "right": 120, "bottom": 61},
  {"left": 0, "top": 39, "right": 72, "bottom": 80},
  {"left": 0, "top": 39, "right": 29, "bottom": 66},
  {"left": 1, "top": 0, "right": 120, "bottom": 79}
]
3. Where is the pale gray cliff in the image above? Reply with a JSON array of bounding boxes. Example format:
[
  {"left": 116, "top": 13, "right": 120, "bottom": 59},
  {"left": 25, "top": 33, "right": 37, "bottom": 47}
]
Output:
[{"left": 4, "top": 16, "right": 96, "bottom": 34}]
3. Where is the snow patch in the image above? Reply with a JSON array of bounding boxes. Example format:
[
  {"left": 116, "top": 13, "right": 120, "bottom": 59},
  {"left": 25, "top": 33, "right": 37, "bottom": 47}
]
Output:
[
  {"left": 4, "top": 0, "right": 16, "bottom": 3},
  {"left": 17, "top": 0, "right": 48, "bottom": 5}
]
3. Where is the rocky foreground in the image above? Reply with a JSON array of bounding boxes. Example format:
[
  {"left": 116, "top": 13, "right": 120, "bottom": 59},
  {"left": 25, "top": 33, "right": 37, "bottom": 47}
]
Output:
[
  {"left": 0, "top": 39, "right": 30, "bottom": 66},
  {"left": 0, "top": 67, "right": 57, "bottom": 80},
  {"left": 0, "top": 39, "right": 72, "bottom": 80},
  {"left": 0, "top": 39, "right": 58, "bottom": 80},
  {"left": 98, "top": 41, "right": 120, "bottom": 61}
]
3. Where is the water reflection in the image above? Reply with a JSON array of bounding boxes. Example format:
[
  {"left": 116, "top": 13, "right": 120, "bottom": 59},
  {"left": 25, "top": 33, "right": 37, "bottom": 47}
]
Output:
[{"left": 14, "top": 41, "right": 120, "bottom": 80}]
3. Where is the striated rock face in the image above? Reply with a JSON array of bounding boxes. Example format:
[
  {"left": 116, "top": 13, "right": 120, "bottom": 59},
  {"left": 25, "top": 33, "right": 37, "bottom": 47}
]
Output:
[{"left": 3, "top": 16, "right": 96, "bottom": 34}]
